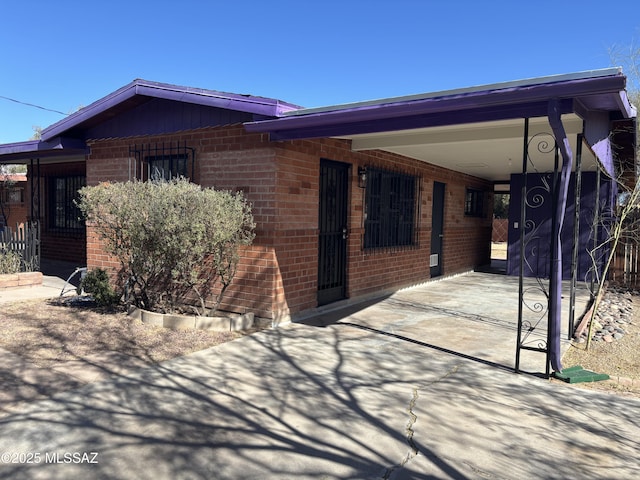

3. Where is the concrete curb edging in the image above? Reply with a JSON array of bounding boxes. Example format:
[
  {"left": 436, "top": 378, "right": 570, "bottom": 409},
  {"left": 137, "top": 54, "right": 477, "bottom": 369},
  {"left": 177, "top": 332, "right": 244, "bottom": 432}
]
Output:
[
  {"left": 128, "top": 307, "right": 255, "bottom": 332},
  {"left": 0, "top": 271, "right": 43, "bottom": 289}
]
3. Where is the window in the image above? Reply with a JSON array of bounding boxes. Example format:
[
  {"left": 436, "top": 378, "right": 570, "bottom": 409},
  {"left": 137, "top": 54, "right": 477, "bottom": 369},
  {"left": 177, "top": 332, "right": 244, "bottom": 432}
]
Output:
[
  {"left": 2, "top": 188, "right": 23, "bottom": 204},
  {"left": 364, "top": 167, "right": 419, "bottom": 249},
  {"left": 147, "top": 154, "right": 189, "bottom": 181},
  {"left": 8, "top": 188, "right": 24, "bottom": 204},
  {"left": 465, "top": 188, "right": 485, "bottom": 217},
  {"left": 129, "top": 142, "right": 195, "bottom": 181},
  {"left": 49, "top": 176, "right": 85, "bottom": 231}
]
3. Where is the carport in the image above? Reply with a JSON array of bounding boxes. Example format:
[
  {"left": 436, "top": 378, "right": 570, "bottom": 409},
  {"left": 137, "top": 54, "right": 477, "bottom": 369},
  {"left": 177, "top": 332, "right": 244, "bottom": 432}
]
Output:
[
  {"left": 300, "top": 271, "right": 592, "bottom": 376},
  {"left": 247, "top": 67, "right": 637, "bottom": 375}
]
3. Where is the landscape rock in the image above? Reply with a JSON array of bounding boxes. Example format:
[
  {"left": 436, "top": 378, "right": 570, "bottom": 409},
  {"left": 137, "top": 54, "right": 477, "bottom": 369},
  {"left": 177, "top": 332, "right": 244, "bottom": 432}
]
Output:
[{"left": 583, "top": 288, "right": 635, "bottom": 344}]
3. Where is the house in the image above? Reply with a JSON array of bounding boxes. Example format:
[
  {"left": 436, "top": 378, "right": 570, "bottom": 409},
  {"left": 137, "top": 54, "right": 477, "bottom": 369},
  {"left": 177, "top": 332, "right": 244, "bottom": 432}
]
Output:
[
  {"left": 0, "top": 173, "right": 28, "bottom": 229},
  {"left": 0, "top": 68, "right": 636, "bottom": 327}
]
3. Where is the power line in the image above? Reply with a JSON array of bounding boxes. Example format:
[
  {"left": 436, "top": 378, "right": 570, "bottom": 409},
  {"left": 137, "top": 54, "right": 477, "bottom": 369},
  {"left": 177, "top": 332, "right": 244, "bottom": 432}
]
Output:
[{"left": 0, "top": 95, "right": 67, "bottom": 116}]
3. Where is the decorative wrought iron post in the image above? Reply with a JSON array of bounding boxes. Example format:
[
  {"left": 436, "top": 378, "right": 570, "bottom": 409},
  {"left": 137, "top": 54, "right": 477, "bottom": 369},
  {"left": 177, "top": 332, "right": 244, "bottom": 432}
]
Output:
[
  {"left": 515, "top": 119, "right": 560, "bottom": 376},
  {"left": 568, "top": 133, "right": 584, "bottom": 339},
  {"left": 29, "top": 158, "right": 40, "bottom": 223},
  {"left": 28, "top": 157, "right": 41, "bottom": 272},
  {"left": 515, "top": 118, "right": 529, "bottom": 374}
]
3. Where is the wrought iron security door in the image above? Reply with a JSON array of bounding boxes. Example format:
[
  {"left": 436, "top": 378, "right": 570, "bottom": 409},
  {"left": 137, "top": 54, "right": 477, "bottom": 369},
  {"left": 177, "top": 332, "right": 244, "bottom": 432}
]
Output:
[
  {"left": 430, "top": 181, "right": 445, "bottom": 277},
  {"left": 318, "top": 159, "right": 349, "bottom": 306}
]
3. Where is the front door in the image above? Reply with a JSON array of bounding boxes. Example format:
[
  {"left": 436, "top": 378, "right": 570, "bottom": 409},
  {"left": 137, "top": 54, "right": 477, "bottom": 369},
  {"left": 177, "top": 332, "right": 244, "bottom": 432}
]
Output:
[
  {"left": 318, "top": 159, "right": 349, "bottom": 305},
  {"left": 430, "top": 181, "right": 445, "bottom": 277}
]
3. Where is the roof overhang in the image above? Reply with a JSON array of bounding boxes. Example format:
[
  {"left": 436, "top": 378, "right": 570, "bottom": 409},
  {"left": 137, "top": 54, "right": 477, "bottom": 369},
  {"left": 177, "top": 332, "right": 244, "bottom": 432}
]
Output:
[
  {"left": 245, "top": 68, "right": 634, "bottom": 140},
  {"left": 41, "top": 79, "right": 302, "bottom": 142},
  {"left": 0, "top": 138, "right": 88, "bottom": 164},
  {"left": 0, "top": 79, "right": 301, "bottom": 164},
  {"left": 245, "top": 68, "right": 636, "bottom": 183}
]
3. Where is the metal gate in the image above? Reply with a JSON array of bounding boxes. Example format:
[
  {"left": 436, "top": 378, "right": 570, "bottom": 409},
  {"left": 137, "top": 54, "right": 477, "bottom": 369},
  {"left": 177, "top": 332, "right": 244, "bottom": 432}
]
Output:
[{"left": 318, "top": 159, "right": 349, "bottom": 306}]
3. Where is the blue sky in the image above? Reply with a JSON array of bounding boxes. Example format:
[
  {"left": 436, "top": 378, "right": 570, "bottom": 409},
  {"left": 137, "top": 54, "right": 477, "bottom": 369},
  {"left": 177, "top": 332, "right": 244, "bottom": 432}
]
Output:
[{"left": 1, "top": 0, "right": 638, "bottom": 144}]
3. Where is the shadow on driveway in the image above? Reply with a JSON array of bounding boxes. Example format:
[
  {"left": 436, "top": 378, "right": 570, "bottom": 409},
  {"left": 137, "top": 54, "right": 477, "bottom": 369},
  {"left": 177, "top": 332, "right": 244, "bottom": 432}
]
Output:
[{"left": 2, "top": 272, "right": 633, "bottom": 480}]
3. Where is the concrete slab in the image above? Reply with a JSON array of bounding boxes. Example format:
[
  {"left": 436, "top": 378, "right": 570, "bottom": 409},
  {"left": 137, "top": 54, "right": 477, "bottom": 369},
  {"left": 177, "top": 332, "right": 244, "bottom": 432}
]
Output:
[
  {"left": 0, "top": 316, "right": 637, "bottom": 479},
  {"left": 302, "top": 271, "right": 591, "bottom": 374},
  {"left": 0, "top": 275, "right": 75, "bottom": 304},
  {"left": 0, "top": 272, "right": 636, "bottom": 479},
  {"left": 0, "top": 348, "right": 82, "bottom": 415},
  {"left": 50, "top": 352, "right": 150, "bottom": 384}
]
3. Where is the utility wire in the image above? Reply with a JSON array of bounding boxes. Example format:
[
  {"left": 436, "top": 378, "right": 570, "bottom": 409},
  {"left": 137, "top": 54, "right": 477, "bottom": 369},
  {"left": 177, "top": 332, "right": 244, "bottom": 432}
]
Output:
[{"left": 0, "top": 95, "right": 67, "bottom": 116}]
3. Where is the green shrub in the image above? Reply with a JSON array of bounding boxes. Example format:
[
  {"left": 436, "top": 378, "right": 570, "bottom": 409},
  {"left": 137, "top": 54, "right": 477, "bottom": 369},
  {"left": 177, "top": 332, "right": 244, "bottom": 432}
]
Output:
[
  {"left": 78, "top": 178, "right": 255, "bottom": 315},
  {"left": 0, "top": 250, "right": 21, "bottom": 274},
  {"left": 79, "top": 268, "right": 120, "bottom": 307}
]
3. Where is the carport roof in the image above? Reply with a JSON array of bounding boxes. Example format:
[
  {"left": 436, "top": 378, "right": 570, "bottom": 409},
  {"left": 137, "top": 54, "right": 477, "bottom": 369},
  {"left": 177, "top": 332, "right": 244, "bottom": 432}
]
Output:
[
  {"left": 244, "top": 68, "right": 636, "bottom": 140},
  {"left": 244, "top": 67, "right": 636, "bottom": 182}
]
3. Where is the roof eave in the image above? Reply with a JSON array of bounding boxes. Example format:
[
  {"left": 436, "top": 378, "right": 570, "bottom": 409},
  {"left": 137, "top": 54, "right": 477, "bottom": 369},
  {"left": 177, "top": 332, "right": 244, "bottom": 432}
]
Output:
[
  {"left": 0, "top": 138, "right": 88, "bottom": 163},
  {"left": 41, "top": 79, "right": 301, "bottom": 141},
  {"left": 244, "top": 70, "right": 633, "bottom": 140}
]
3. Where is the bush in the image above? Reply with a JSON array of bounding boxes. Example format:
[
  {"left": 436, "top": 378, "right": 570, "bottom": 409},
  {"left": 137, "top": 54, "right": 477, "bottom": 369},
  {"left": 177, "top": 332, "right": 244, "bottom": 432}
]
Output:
[
  {"left": 79, "top": 268, "right": 120, "bottom": 307},
  {"left": 0, "top": 250, "right": 21, "bottom": 274},
  {"left": 78, "top": 178, "right": 255, "bottom": 315}
]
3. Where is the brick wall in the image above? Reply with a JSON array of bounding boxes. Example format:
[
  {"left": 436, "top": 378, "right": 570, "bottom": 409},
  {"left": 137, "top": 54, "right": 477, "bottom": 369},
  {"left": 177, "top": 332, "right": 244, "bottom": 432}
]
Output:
[
  {"left": 272, "top": 138, "right": 493, "bottom": 314},
  {"left": 85, "top": 127, "right": 284, "bottom": 319},
  {"left": 84, "top": 126, "right": 492, "bottom": 321}
]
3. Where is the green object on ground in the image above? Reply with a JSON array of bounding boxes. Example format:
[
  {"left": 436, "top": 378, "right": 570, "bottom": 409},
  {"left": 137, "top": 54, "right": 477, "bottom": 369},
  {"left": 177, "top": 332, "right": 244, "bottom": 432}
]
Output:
[{"left": 554, "top": 365, "right": 610, "bottom": 384}]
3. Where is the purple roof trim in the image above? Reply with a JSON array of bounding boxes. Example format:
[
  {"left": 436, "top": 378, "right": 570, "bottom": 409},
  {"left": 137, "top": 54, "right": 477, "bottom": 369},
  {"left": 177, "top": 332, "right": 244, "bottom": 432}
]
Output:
[
  {"left": 0, "top": 138, "right": 88, "bottom": 162},
  {"left": 245, "top": 68, "right": 635, "bottom": 140},
  {"left": 0, "top": 140, "right": 40, "bottom": 155},
  {"left": 41, "top": 79, "right": 301, "bottom": 141}
]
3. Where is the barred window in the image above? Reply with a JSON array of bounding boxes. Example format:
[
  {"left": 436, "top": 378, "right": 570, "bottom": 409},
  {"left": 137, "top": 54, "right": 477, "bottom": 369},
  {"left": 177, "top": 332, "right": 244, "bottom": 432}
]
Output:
[
  {"left": 129, "top": 142, "right": 195, "bottom": 181},
  {"left": 364, "top": 167, "right": 419, "bottom": 249},
  {"left": 8, "top": 188, "right": 24, "bottom": 204},
  {"left": 464, "top": 188, "right": 485, "bottom": 217},
  {"left": 148, "top": 154, "right": 189, "bottom": 181},
  {"left": 49, "top": 176, "right": 85, "bottom": 231}
]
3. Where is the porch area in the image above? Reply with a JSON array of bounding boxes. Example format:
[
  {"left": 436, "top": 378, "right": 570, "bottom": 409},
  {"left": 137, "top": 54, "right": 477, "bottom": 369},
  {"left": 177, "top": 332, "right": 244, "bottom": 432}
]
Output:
[{"left": 299, "top": 270, "right": 592, "bottom": 376}]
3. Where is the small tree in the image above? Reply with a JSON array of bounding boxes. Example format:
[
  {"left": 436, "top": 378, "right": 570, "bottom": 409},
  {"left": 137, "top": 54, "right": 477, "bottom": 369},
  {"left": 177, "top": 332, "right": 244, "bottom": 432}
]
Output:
[
  {"left": 586, "top": 171, "right": 640, "bottom": 347},
  {"left": 582, "top": 45, "right": 640, "bottom": 348},
  {"left": 78, "top": 178, "right": 255, "bottom": 315}
]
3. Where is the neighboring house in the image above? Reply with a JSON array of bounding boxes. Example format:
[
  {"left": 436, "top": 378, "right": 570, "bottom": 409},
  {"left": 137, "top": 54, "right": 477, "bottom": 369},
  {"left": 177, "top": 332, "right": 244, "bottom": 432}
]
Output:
[
  {"left": 0, "top": 68, "right": 636, "bottom": 324},
  {"left": 0, "top": 173, "right": 28, "bottom": 229}
]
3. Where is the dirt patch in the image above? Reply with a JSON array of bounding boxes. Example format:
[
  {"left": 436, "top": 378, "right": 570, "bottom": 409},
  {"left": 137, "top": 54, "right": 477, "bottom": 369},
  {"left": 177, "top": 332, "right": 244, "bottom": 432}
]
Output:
[
  {"left": 560, "top": 295, "right": 640, "bottom": 398},
  {"left": 0, "top": 298, "right": 257, "bottom": 369}
]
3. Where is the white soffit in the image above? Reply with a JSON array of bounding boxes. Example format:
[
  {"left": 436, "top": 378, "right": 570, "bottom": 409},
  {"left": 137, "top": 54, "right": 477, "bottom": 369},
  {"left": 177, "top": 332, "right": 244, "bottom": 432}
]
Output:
[{"left": 344, "top": 115, "right": 597, "bottom": 182}]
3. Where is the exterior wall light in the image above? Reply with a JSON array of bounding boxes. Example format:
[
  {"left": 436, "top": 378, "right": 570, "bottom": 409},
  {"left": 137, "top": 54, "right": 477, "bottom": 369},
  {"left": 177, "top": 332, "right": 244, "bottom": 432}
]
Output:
[{"left": 357, "top": 166, "right": 367, "bottom": 188}]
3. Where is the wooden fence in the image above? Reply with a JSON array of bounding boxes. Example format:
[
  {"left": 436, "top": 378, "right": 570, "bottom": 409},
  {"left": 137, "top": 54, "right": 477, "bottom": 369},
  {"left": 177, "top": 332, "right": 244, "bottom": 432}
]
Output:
[
  {"left": 492, "top": 218, "right": 508, "bottom": 243},
  {"left": 0, "top": 222, "right": 40, "bottom": 272},
  {"left": 610, "top": 239, "right": 640, "bottom": 287}
]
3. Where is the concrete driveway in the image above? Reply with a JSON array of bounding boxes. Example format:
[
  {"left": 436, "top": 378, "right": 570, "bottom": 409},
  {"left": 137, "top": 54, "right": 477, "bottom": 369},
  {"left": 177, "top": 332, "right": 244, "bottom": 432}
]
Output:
[{"left": 0, "top": 272, "right": 638, "bottom": 479}]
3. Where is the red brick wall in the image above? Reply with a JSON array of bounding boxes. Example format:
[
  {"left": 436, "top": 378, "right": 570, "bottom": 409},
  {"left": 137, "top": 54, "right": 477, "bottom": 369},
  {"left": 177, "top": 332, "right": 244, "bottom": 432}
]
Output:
[
  {"left": 271, "top": 138, "right": 493, "bottom": 311},
  {"left": 85, "top": 127, "right": 284, "bottom": 319},
  {"left": 84, "top": 126, "right": 492, "bottom": 321}
]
